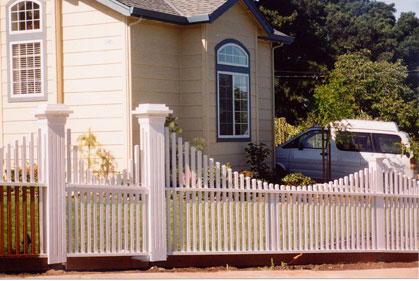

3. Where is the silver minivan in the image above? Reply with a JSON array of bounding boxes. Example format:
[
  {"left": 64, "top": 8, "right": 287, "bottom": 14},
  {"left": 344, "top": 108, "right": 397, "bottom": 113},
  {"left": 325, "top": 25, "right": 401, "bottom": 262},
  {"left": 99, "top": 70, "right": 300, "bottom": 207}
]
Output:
[{"left": 275, "top": 119, "right": 414, "bottom": 182}]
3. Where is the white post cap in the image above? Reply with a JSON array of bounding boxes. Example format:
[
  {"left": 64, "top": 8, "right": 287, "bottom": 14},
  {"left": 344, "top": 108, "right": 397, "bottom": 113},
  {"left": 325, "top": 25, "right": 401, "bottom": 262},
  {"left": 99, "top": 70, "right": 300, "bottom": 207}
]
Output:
[
  {"left": 132, "top": 104, "right": 172, "bottom": 118},
  {"left": 34, "top": 104, "right": 73, "bottom": 119}
]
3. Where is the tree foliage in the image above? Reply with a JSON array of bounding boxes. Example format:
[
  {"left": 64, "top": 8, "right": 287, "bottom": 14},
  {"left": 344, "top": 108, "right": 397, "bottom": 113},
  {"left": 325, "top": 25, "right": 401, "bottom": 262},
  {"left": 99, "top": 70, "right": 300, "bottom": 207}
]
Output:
[
  {"left": 313, "top": 51, "right": 418, "bottom": 133},
  {"left": 256, "top": 0, "right": 419, "bottom": 135}
]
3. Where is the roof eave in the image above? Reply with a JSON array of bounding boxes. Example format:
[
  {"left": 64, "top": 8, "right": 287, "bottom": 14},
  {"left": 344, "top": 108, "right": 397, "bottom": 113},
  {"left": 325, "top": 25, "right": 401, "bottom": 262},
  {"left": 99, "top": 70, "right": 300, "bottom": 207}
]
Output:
[
  {"left": 96, "top": 0, "right": 131, "bottom": 17},
  {"left": 258, "top": 35, "right": 294, "bottom": 45}
]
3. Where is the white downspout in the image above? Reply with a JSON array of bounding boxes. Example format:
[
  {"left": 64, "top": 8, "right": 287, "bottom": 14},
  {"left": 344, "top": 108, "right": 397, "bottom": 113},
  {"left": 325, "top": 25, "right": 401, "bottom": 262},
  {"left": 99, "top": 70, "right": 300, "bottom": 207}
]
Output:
[
  {"left": 126, "top": 17, "right": 143, "bottom": 166},
  {"left": 271, "top": 43, "right": 283, "bottom": 167}
]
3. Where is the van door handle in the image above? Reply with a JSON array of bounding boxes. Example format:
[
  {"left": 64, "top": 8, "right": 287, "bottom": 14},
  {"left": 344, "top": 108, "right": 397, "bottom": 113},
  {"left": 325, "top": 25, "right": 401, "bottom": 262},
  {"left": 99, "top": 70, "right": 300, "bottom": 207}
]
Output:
[{"left": 320, "top": 152, "right": 328, "bottom": 156}]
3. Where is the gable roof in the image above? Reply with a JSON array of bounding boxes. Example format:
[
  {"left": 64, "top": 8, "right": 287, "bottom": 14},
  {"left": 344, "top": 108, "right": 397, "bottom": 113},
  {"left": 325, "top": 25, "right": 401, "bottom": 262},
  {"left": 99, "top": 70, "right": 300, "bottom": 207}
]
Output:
[{"left": 96, "top": 0, "right": 294, "bottom": 44}]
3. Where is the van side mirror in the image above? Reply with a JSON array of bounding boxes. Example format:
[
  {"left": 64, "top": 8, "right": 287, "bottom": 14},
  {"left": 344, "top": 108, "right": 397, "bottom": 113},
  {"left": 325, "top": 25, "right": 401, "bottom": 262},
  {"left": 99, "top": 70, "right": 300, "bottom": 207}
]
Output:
[{"left": 298, "top": 142, "right": 304, "bottom": 150}]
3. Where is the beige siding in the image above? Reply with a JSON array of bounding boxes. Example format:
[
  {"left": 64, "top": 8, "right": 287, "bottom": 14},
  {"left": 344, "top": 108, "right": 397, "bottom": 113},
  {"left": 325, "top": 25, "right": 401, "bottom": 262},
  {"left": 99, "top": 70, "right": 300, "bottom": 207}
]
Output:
[
  {"left": 130, "top": 20, "right": 181, "bottom": 147},
  {"left": 0, "top": 0, "right": 58, "bottom": 146},
  {"left": 62, "top": 0, "right": 128, "bottom": 169},
  {"left": 0, "top": 0, "right": 129, "bottom": 170},
  {"left": 179, "top": 25, "right": 203, "bottom": 141}
]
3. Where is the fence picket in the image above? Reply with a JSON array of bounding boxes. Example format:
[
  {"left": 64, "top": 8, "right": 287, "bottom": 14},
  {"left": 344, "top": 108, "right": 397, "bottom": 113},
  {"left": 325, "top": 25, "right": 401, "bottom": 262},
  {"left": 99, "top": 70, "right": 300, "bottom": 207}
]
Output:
[
  {"left": 198, "top": 151, "right": 203, "bottom": 252},
  {"left": 191, "top": 147, "right": 197, "bottom": 252},
  {"left": 258, "top": 181, "right": 263, "bottom": 251},
  {"left": 80, "top": 191, "right": 85, "bottom": 253},
  {"left": 228, "top": 169, "right": 233, "bottom": 252},
  {"left": 178, "top": 137, "right": 184, "bottom": 252},
  {"left": 234, "top": 172, "right": 240, "bottom": 251},
  {"left": 292, "top": 185, "right": 297, "bottom": 251},
  {"left": 99, "top": 192, "right": 104, "bottom": 253},
  {"left": 185, "top": 144, "right": 191, "bottom": 251},
  {"left": 283, "top": 185, "right": 289, "bottom": 251},
  {"left": 210, "top": 158, "right": 215, "bottom": 252},
  {"left": 252, "top": 180, "right": 258, "bottom": 251},
  {"left": 14, "top": 140, "right": 19, "bottom": 183},
  {"left": 124, "top": 194, "right": 128, "bottom": 251},
  {"left": 22, "top": 137, "right": 27, "bottom": 183},
  {"left": 171, "top": 133, "right": 177, "bottom": 187},
  {"left": 222, "top": 165, "right": 227, "bottom": 251},
  {"left": 136, "top": 193, "right": 141, "bottom": 252},
  {"left": 216, "top": 163, "right": 221, "bottom": 251},
  {"left": 93, "top": 190, "right": 97, "bottom": 254},
  {"left": 165, "top": 128, "right": 170, "bottom": 187},
  {"left": 247, "top": 178, "right": 253, "bottom": 251},
  {"left": 298, "top": 186, "right": 303, "bottom": 251},
  {"left": 242, "top": 176, "right": 247, "bottom": 251},
  {"left": 203, "top": 155, "right": 209, "bottom": 251}
]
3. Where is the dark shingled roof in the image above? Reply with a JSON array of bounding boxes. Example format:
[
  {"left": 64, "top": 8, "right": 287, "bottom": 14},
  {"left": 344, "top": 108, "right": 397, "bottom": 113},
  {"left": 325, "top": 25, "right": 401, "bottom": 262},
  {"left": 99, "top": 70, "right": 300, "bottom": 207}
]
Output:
[{"left": 99, "top": 0, "right": 294, "bottom": 44}]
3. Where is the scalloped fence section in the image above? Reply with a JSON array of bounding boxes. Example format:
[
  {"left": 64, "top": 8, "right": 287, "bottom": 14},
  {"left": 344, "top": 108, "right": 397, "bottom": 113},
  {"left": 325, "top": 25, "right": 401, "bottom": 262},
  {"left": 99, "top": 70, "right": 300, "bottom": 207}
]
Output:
[{"left": 164, "top": 128, "right": 419, "bottom": 254}]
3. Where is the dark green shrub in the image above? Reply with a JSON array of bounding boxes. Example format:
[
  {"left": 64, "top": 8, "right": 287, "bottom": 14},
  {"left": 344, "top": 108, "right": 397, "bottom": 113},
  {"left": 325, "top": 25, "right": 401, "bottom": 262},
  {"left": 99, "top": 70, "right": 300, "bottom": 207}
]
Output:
[{"left": 244, "top": 143, "right": 271, "bottom": 180}]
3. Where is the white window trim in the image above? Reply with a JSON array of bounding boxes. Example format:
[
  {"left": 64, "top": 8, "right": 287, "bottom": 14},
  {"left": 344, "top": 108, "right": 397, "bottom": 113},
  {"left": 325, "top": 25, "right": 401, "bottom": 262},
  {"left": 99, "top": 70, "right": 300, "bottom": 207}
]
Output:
[
  {"left": 8, "top": 0, "right": 43, "bottom": 35},
  {"left": 9, "top": 39, "right": 44, "bottom": 98},
  {"left": 217, "top": 43, "right": 249, "bottom": 68},
  {"left": 217, "top": 71, "right": 250, "bottom": 139}
]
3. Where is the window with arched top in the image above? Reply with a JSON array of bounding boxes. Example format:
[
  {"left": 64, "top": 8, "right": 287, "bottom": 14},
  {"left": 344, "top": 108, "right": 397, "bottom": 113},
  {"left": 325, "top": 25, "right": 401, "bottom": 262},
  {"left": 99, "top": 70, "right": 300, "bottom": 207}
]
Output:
[
  {"left": 6, "top": 0, "right": 46, "bottom": 102},
  {"left": 217, "top": 43, "right": 248, "bottom": 67},
  {"left": 10, "top": 1, "right": 41, "bottom": 32},
  {"left": 215, "top": 40, "right": 250, "bottom": 141}
]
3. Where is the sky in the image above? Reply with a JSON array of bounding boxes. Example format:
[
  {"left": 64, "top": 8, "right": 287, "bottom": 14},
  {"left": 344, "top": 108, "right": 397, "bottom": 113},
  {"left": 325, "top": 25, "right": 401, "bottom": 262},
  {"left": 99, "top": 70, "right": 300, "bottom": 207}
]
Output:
[{"left": 379, "top": 0, "right": 419, "bottom": 18}]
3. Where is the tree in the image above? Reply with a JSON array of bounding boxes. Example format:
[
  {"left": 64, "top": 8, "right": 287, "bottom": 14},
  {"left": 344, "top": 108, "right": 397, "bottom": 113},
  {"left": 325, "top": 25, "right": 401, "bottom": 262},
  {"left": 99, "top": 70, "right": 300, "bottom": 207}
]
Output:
[
  {"left": 312, "top": 51, "right": 418, "bottom": 181},
  {"left": 256, "top": 0, "right": 419, "bottom": 128},
  {"left": 77, "top": 128, "right": 99, "bottom": 169},
  {"left": 314, "top": 51, "right": 418, "bottom": 135}
]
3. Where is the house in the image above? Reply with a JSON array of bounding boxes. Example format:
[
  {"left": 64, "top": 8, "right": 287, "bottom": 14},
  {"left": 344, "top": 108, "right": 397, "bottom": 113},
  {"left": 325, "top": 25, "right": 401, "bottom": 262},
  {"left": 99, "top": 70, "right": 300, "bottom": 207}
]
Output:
[{"left": 0, "top": 0, "right": 293, "bottom": 171}]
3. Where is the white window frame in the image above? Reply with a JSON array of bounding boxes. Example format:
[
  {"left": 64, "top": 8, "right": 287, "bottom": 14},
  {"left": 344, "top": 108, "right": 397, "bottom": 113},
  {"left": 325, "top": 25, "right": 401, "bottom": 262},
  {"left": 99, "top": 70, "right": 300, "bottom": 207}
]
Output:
[
  {"left": 6, "top": 0, "right": 46, "bottom": 102},
  {"left": 217, "top": 43, "right": 249, "bottom": 68},
  {"left": 9, "top": 39, "right": 44, "bottom": 98},
  {"left": 217, "top": 71, "right": 250, "bottom": 139}
]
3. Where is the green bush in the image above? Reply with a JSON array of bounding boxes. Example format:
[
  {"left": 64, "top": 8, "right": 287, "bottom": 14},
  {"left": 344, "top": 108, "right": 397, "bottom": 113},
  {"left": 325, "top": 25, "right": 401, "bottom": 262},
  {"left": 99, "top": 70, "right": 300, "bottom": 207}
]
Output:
[
  {"left": 244, "top": 143, "right": 271, "bottom": 180},
  {"left": 281, "top": 172, "right": 316, "bottom": 186}
]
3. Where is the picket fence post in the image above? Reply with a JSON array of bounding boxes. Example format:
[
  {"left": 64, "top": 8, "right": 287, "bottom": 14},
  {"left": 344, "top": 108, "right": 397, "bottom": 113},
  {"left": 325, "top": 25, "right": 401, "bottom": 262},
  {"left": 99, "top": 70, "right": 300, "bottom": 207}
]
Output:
[
  {"left": 132, "top": 104, "right": 172, "bottom": 262},
  {"left": 34, "top": 104, "right": 73, "bottom": 264},
  {"left": 374, "top": 158, "right": 386, "bottom": 250}
]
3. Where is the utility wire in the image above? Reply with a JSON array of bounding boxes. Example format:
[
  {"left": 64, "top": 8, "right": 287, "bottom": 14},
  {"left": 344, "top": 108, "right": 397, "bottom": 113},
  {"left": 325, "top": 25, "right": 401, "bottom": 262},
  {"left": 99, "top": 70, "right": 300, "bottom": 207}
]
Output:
[{"left": 275, "top": 69, "right": 418, "bottom": 78}]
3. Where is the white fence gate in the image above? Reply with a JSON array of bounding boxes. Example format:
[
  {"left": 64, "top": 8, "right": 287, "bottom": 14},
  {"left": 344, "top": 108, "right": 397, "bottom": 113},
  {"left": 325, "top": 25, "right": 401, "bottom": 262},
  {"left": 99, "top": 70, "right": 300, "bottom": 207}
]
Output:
[{"left": 0, "top": 103, "right": 418, "bottom": 267}]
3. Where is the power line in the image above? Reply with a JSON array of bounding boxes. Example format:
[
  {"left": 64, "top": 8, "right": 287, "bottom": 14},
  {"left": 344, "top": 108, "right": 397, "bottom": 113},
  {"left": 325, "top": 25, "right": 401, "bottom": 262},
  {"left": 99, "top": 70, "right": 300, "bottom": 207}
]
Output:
[{"left": 275, "top": 69, "right": 419, "bottom": 78}]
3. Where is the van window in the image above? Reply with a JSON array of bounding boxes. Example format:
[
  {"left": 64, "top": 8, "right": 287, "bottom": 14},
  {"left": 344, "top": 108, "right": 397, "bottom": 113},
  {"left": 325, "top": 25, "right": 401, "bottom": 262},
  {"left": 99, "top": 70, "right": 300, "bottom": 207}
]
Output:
[
  {"left": 283, "top": 130, "right": 328, "bottom": 149},
  {"left": 336, "top": 132, "right": 373, "bottom": 152},
  {"left": 372, "top": 134, "right": 402, "bottom": 154},
  {"left": 283, "top": 137, "right": 299, "bottom": 149}
]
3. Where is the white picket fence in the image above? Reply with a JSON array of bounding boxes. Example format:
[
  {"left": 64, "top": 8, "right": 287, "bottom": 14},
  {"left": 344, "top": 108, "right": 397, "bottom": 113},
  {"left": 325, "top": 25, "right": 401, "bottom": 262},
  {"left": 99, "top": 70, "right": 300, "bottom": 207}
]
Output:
[
  {"left": 1, "top": 103, "right": 418, "bottom": 267},
  {"left": 164, "top": 129, "right": 419, "bottom": 254}
]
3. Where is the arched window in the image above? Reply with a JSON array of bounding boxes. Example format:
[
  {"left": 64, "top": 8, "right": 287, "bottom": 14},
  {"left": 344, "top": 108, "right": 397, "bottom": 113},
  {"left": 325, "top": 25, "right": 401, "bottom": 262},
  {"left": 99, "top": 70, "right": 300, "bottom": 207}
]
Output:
[
  {"left": 10, "top": 1, "right": 41, "bottom": 32},
  {"left": 7, "top": 0, "right": 46, "bottom": 102},
  {"left": 216, "top": 40, "right": 250, "bottom": 141}
]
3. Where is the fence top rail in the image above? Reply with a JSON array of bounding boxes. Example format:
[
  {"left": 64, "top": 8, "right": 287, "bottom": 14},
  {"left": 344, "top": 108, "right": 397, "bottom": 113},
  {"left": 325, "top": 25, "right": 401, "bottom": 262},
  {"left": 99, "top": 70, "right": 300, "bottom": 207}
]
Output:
[
  {"left": 0, "top": 182, "right": 46, "bottom": 187},
  {"left": 66, "top": 184, "right": 149, "bottom": 193},
  {"left": 165, "top": 186, "right": 419, "bottom": 197}
]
